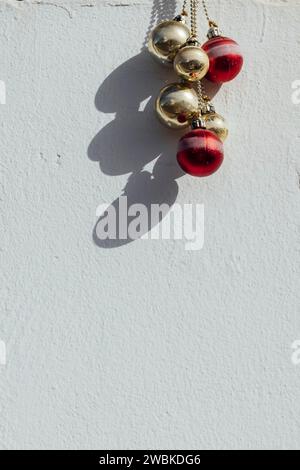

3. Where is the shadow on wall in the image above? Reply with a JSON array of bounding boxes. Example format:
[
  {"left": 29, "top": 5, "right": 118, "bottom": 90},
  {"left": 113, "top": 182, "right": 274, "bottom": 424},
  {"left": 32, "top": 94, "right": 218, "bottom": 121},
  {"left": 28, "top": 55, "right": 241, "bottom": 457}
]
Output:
[{"left": 88, "top": 0, "right": 220, "bottom": 248}]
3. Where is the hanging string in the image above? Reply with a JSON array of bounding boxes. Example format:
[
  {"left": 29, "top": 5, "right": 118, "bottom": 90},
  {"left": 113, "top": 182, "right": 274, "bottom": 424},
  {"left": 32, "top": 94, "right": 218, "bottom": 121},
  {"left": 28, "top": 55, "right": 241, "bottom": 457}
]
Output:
[
  {"left": 190, "top": 0, "right": 199, "bottom": 39},
  {"left": 181, "top": 0, "right": 189, "bottom": 16},
  {"left": 188, "top": 0, "right": 207, "bottom": 115},
  {"left": 196, "top": 80, "right": 207, "bottom": 115},
  {"left": 201, "top": 0, "right": 218, "bottom": 28}
]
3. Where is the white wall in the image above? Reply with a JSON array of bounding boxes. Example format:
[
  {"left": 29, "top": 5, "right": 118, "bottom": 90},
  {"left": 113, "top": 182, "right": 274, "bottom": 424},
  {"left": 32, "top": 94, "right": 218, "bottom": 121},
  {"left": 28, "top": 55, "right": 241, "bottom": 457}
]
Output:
[{"left": 0, "top": 0, "right": 300, "bottom": 450}]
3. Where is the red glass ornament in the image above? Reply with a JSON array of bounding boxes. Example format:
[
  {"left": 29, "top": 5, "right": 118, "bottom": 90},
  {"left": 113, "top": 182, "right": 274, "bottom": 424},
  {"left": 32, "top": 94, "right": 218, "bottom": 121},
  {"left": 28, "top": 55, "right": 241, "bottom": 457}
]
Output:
[
  {"left": 177, "top": 129, "right": 224, "bottom": 177},
  {"left": 202, "top": 36, "right": 243, "bottom": 83}
]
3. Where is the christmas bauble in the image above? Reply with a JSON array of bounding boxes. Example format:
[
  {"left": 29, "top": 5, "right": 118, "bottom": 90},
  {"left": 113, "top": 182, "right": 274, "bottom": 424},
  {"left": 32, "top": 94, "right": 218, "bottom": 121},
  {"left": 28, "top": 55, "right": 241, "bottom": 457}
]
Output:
[
  {"left": 173, "top": 44, "right": 209, "bottom": 82},
  {"left": 202, "top": 36, "right": 243, "bottom": 83},
  {"left": 148, "top": 18, "right": 191, "bottom": 65},
  {"left": 177, "top": 128, "right": 224, "bottom": 177},
  {"left": 202, "top": 112, "right": 228, "bottom": 141},
  {"left": 155, "top": 83, "right": 199, "bottom": 129}
]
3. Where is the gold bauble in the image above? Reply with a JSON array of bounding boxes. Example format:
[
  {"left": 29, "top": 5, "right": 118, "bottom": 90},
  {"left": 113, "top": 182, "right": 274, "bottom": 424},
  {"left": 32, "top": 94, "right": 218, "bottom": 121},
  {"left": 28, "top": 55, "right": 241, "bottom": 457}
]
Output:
[
  {"left": 173, "top": 45, "right": 209, "bottom": 81},
  {"left": 202, "top": 112, "right": 228, "bottom": 141},
  {"left": 148, "top": 19, "right": 191, "bottom": 65},
  {"left": 155, "top": 83, "right": 199, "bottom": 129}
]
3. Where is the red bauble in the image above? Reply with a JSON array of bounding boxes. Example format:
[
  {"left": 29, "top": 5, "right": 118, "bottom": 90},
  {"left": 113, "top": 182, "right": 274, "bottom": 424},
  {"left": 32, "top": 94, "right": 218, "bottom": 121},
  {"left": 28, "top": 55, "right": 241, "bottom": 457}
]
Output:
[
  {"left": 177, "top": 129, "right": 224, "bottom": 177},
  {"left": 202, "top": 36, "right": 243, "bottom": 83}
]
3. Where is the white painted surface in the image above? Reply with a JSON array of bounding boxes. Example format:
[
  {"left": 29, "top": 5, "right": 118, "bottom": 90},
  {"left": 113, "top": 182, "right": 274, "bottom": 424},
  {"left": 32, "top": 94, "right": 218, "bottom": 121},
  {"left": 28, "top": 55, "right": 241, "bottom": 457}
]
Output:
[{"left": 0, "top": 0, "right": 300, "bottom": 450}]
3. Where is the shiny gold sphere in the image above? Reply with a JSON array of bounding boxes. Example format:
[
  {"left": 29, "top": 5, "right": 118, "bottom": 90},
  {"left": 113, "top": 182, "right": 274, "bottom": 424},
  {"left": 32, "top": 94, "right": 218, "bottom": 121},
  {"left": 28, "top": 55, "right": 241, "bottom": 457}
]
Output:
[
  {"left": 155, "top": 83, "right": 199, "bottom": 129},
  {"left": 148, "top": 20, "right": 191, "bottom": 65},
  {"left": 202, "top": 112, "right": 229, "bottom": 141},
  {"left": 173, "top": 45, "right": 209, "bottom": 81}
]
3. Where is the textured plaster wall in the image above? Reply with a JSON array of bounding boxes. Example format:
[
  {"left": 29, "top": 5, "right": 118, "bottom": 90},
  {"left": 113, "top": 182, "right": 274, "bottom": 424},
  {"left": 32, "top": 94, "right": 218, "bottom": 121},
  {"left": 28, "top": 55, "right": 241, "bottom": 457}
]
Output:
[{"left": 0, "top": 0, "right": 300, "bottom": 450}]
